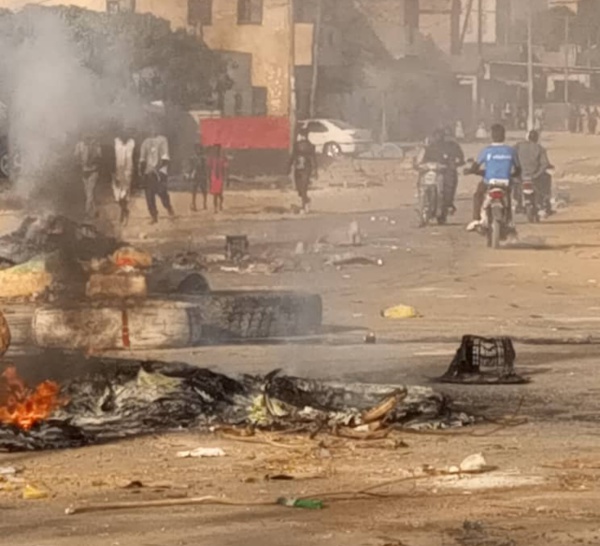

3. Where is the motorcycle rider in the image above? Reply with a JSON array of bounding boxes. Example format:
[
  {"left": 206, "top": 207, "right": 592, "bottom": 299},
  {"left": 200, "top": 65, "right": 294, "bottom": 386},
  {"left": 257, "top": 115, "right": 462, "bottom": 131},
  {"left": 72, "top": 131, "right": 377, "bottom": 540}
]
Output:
[
  {"left": 514, "top": 130, "right": 552, "bottom": 216},
  {"left": 442, "top": 126, "right": 465, "bottom": 213},
  {"left": 418, "top": 128, "right": 462, "bottom": 214},
  {"left": 466, "top": 123, "right": 521, "bottom": 232}
]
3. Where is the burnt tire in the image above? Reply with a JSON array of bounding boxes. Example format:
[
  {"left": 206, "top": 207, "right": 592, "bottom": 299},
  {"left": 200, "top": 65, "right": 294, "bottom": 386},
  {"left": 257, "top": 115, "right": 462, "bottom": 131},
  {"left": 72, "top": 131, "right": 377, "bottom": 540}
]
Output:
[
  {"left": 147, "top": 269, "right": 211, "bottom": 295},
  {"left": 186, "top": 291, "right": 323, "bottom": 341},
  {"left": 0, "top": 309, "right": 10, "bottom": 357}
]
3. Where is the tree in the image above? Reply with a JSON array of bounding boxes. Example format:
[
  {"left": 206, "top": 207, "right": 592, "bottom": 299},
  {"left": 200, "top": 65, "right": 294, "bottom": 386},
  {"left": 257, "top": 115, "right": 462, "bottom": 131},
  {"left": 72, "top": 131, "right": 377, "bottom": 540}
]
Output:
[{"left": 0, "top": 5, "right": 229, "bottom": 109}]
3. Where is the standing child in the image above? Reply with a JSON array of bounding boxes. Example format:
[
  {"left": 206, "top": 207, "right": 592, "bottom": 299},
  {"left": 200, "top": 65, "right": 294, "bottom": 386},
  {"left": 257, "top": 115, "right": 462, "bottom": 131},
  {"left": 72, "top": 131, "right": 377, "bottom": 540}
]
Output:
[
  {"left": 185, "top": 144, "right": 208, "bottom": 212},
  {"left": 207, "top": 144, "right": 227, "bottom": 213}
]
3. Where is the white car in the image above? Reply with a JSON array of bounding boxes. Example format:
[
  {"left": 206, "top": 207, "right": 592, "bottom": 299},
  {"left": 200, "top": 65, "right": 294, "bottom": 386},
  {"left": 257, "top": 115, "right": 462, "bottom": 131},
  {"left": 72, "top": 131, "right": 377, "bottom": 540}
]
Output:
[{"left": 298, "top": 119, "right": 372, "bottom": 158}]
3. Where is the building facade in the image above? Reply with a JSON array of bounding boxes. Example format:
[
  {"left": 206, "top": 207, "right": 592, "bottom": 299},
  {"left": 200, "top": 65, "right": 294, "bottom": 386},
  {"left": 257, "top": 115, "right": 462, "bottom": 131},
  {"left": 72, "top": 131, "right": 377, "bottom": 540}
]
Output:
[{"left": 0, "top": 0, "right": 312, "bottom": 119}]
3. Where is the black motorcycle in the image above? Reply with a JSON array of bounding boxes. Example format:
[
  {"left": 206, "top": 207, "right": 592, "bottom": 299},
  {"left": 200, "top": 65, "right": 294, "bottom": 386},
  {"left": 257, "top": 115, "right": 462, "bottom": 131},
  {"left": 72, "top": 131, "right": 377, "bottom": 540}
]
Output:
[{"left": 416, "top": 162, "right": 448, "bottom": 227}]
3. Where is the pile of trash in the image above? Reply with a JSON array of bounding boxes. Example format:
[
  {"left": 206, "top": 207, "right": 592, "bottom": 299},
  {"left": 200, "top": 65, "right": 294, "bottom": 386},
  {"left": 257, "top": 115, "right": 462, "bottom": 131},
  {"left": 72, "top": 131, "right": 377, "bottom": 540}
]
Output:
[
  {"left": 0, "top": 355, "right": 473, "bottom": 451},
  {"left": 0, "top": 216, "right": 181, "bottom": 301},
  {"left": 0, "top": 215, "right": 123, "bottom": 300}
]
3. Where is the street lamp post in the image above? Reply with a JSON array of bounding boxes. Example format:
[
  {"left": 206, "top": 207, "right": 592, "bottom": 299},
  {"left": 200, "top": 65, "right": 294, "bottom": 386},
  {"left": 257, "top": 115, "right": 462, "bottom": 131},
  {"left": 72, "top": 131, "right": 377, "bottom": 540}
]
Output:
[{"left": 527, "top": 0, "right": 534, "bottom": 132}]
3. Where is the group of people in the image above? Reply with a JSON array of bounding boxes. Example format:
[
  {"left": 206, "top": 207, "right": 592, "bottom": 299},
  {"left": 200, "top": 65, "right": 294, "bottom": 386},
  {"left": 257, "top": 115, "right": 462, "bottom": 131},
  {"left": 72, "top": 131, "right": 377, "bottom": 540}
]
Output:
[
  {"left": 418, "top": 122, "right": 553, "bottom": 232},
  {"left": 487, "top": 103, "right": 545, "bottom": 134},
  {"left": 75, "top": 127, "right": 228, "bottom": 226},
  {"left": 568, "top": 104, "right": 600, "bottom": 135},
  {"left": 467, "top": 125, "right": 552, "bottom": 232},
  {"left": 184, "top": 144, "right": 228, "bottom": 214},
  {"left": 75, "top": 125, "right": 174, "bottom": 226}
]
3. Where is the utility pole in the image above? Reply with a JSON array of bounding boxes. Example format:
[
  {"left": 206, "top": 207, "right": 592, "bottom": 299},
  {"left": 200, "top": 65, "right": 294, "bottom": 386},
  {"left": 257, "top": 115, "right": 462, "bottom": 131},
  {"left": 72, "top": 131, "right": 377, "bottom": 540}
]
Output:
[
  {"left": 564, "top": 15, "right": 570, "bottom": 104},
  {"left": 288, "top": 0, "right": 296, "bottom": 153},
  {"left": 309, "top": 0, "right": 323, "bottom": 117},
  {"left": 527, "top": 0, "right": 534, "bottom": 131},
  {"left": 477, "top": 0, "right": 483, "bottom": 56}
]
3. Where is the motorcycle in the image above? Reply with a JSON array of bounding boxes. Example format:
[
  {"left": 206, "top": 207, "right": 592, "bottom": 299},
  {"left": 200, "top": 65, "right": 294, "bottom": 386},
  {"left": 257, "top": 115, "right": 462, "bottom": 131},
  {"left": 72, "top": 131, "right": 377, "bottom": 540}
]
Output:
[
  {"left": 416, "top": 162, "right": 448, "bottom": 227},
  {"left": 521, "top": 178, "right": 538, "bottom": 223},
  {"left": 464, "top": 159, "right": 512, "bottom": 249},
  {"left": 483, "top": 180, "right": 512, "bottom": 249}
]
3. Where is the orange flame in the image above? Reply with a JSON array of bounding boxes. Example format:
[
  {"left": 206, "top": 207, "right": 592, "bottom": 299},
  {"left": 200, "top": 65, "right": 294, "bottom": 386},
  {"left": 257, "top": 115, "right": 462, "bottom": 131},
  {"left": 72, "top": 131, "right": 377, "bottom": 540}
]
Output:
[{"left": 0, "top": 366, "right": 66, "bottom": 430}]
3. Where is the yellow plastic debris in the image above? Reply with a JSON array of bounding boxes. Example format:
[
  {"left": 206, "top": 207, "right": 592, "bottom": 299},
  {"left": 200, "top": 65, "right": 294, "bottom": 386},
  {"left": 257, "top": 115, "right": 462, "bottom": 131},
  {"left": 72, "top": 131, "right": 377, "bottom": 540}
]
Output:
[
  {"left": 22, "top": 484, "right": 49, "bottom": 500},
  {"left": 381, "top": 305, "right": 419, "bottom": 319}
]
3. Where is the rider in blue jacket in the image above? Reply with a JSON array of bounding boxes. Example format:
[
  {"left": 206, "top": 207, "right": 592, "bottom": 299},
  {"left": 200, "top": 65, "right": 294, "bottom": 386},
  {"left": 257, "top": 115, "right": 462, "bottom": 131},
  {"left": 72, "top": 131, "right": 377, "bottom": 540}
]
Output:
[{"left": 467, "top": 124, "right": 521, "bottom": 231}]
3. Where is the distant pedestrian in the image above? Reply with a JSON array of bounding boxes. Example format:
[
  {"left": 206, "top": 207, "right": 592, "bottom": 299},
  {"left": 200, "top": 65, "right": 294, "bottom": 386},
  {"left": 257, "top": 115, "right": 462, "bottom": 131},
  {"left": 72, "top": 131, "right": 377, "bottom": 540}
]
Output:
[
  {"left": 139, "top": 124, "right": 174, "bottom": 224},
  {"left": 475, "top": 122, "right": 488, "bottom": 140},
  {"left": 589, "top": 107, "right": 598, "bottom": 135},
  {"left": 74, "top": 134, "right": 102, "bottom": 219},
  {"left": 207, "top": 144, "right": 228, "bottom": 213},
  {"left": 454, "top": 120, "right": 465, "bottom": 141},
  {"left": 185, "top": 144, "right": 208, "bottom": 212},
  {"left": 289, "top": 127, "right": 318, "bottom": 213},
  {"left": 568, "top": 104, "right": 578, "bottom": 133},
  {"left": 534, "top": 107, "right": 544, "bottom": 132},
  {"left": 579, "top": 105, "right": 587, "bottom": 133},
  {"left": 113, "top": 129, "right": 135, "bottom": 225}
]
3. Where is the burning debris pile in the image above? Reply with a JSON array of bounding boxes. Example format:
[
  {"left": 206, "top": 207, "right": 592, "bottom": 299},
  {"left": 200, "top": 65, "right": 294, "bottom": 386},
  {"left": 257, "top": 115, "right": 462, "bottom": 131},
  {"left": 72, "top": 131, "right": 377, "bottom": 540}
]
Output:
[
  {"left": 0, "top": 215, "right": 122, "bottom": 300},
  {"left": 0, "top": 356, "right": 472, "bottom": 452}
]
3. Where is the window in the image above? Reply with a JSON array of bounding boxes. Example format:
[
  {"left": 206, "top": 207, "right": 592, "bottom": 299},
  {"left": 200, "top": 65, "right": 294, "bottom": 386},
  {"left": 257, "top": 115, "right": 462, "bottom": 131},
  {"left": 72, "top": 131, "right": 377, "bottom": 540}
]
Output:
[
  {"left": 252, "top": 87, "right": 267, "bottom": 116},
  {"left": 188, "top": 0, "right": 212, "bottom": 26},
  {"left": 234, "top": 93, "right": 243, "bottom": 116},
  {"left": 106, "top": 0, "right": 135, "bottom": 14},
  {"left": 238, "top": 0, "right": 263, "bottom": 24},
  {"left": 307, "top": 121, "right": 328, "bottom": 133}
]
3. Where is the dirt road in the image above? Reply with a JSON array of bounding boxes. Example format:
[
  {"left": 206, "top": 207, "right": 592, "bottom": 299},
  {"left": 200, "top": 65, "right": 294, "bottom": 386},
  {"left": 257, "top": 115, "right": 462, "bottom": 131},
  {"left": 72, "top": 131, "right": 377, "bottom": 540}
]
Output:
[{"left": 4, "top": 132, "right": 600, "bottom": 545}]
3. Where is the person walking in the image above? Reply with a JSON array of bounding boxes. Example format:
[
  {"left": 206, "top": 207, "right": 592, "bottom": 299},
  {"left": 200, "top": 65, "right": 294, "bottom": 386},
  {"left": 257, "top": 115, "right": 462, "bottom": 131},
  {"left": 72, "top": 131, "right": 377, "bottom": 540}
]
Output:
[
  {"left": 207, "top": 144, "right": 228, "bottom": 213},
  {"left": 289, "top": 127, "right": 318, "bottom": 213},
  {"left": 589, "top": 107, "right": 598, "bottom": 135},
  {"left": 113, "top": 128, "right": 135, "bottom": 225},
  {"left": 185, "top": 144, "right": 208, "bottom": 212},
  {"left": 139, "top": 124, "right": 174, "bottom": 224},
  {"left": 75, "top": 134, "right": 102, "bottom": 219}
]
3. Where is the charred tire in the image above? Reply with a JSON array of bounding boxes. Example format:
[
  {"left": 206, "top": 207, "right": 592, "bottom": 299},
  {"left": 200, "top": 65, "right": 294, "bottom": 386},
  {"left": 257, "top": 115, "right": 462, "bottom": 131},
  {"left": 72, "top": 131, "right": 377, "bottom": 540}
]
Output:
[
  {"left": 0, "top": 309, "right": 10, "bottom": 357},
  {"left": 525, "top": 204, "right": 537, "bottom": 224},
  {"left": 147, "top": 269, "right": 211, "bottom": 295},
  {"left": 187, "top": 291, "right": 323, "bottom": 341}
]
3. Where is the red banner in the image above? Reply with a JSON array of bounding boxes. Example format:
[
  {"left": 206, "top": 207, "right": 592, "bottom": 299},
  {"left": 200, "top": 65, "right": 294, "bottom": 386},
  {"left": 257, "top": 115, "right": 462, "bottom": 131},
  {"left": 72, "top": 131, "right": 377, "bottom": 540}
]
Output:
[{"left": 200, "top": 117, "right": 290, "bottom": 150}]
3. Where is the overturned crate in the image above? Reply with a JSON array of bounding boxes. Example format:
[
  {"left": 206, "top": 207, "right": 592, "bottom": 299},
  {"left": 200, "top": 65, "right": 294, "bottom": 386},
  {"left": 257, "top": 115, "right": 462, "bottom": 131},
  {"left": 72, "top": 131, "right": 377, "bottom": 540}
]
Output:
[{"left": 440, "top": 335, "right": 528, "bottom": 384}]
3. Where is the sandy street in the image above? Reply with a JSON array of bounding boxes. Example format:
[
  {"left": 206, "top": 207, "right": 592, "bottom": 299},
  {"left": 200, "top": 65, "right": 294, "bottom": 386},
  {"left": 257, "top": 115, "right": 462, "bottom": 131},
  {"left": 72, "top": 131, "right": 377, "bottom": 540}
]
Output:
[{"left": 4, "top": 132, "right": 600, "bottom": 545}]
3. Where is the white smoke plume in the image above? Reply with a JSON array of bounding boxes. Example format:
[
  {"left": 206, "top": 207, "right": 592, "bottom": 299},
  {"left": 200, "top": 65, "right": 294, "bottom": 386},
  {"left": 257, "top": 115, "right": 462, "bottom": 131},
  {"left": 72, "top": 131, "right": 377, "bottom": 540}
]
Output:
[{"left": 0, "top": 7, "right": 146, "bottom": 210}]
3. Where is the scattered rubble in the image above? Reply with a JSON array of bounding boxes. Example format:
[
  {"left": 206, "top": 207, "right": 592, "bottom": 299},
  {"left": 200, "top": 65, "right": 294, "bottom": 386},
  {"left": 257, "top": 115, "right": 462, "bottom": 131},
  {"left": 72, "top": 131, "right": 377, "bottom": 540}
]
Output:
[{"left": 0, "top": 357, "right": 473, "bottom": 451}]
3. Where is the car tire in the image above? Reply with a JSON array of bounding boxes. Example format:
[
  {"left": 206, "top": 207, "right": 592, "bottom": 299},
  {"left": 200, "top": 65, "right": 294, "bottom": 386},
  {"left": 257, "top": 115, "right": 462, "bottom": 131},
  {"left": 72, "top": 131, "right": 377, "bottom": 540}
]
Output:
[
  {"left": 323, "top": 142, "right": 342, "bottom": 158},
  {"left": 190, "top": 291, "right": 323, "bottom": 341}
]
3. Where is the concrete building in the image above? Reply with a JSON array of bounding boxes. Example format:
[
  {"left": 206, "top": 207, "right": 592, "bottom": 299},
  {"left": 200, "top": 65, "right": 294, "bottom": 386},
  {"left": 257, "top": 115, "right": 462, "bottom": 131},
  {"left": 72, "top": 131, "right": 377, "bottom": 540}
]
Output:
[
  {"left": 0, "top": 0, "right": 313, "bottom": 119},
  {"left": 418, "top": 0, "right": 513, "bottom": 55},
  {"left": 548, "top": 0, "right": 582, "bottom": 11}
]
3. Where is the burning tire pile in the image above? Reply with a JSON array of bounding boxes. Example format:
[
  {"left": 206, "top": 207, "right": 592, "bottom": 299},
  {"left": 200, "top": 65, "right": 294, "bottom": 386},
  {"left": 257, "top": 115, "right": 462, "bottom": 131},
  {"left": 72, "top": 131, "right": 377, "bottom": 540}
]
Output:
[
  {"left": 0, "top": 215, "right": 323, "bottom": 347},
  {"left": 0, "top": 353, "right": 472, "bottom": 452}
]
